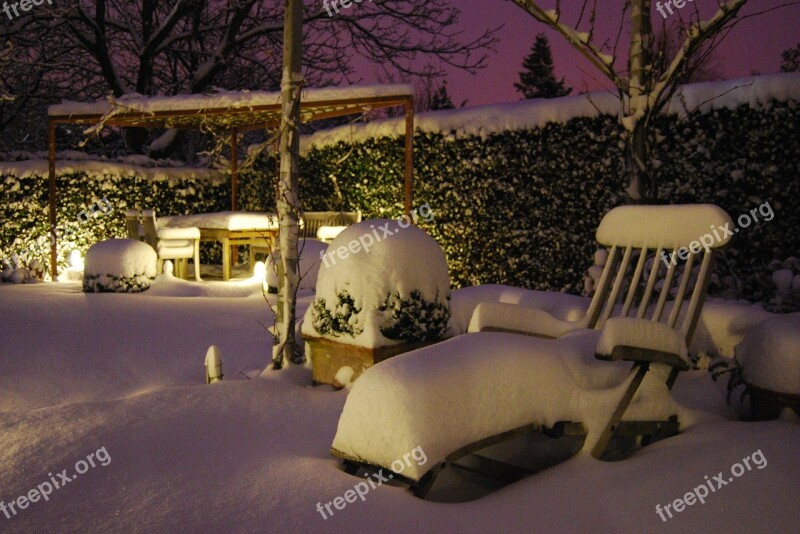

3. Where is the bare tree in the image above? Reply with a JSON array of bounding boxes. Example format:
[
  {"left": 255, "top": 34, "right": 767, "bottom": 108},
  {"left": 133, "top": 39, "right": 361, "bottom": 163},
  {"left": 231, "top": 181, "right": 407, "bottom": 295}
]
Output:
[
  {"left": 1, "top": 0, "right": 498, "bottom": 154},
  {"left": 509, "top": 0, "right": 751, "bottom": 200}
]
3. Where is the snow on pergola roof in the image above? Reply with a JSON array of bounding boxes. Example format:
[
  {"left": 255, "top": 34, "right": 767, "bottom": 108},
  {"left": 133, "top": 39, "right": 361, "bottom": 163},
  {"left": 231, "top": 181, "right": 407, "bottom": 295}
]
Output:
[{"left": 48, "top": 84, "right": 415, "bottom": 130}]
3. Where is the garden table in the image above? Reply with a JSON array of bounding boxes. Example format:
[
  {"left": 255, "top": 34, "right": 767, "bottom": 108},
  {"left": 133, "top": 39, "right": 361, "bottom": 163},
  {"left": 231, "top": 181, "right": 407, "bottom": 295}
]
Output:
[{"left": 159, "top": 211, "right": 278, "bottom": 280}]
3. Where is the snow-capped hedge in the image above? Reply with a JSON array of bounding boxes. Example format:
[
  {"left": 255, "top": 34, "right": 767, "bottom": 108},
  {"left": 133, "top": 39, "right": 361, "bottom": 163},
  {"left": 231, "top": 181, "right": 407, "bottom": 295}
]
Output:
[
  {"left": 267, "top": 80, "right": 799, "bottom": 302},
  {"left": 0, "top": 159, "right": 228, "bottom": 276}
]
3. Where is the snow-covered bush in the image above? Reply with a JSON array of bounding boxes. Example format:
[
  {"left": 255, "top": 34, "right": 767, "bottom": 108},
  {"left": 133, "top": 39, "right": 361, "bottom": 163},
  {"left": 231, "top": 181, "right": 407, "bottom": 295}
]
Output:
[
  {"left": 302, "top": 219, "right": 451, "bottom": 348},
  {"left": 83, "top": 239, "right": 157, "bottom": 293},
  {"left": 1, "top": 258, "right": 43, "bottom": 284}
]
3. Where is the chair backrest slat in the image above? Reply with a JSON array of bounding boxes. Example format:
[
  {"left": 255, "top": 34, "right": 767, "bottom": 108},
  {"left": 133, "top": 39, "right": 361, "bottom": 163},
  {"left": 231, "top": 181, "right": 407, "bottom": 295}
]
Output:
[
  {"left": 584, "top": 245, "right": 619, "bottom": 329},
  {"left": 301, "top": 211, "right": 361, "bottom": 238},
  {"left": 125, "top": 210, "right": 141, "bottom": 241},
  {"left": 680, "top": 251, "right": 714, "bottom": 344},
  {"left": 621, "top": 248, "right": 648, "bottom": 317},
  {"left": 667, "top": 251, "right": 696, "bottom": 328},
  {"left": 652, "top": 257, "right": 677, "bottom": 323},
  {"left": 141, "top": 210, "right": 159, "bottom": 251},
  {"left": 598, "top": 245, "right": 633, "bottom": 329},
  {"left": 636, "top": 246, "right": 663, "bottom": 320}
]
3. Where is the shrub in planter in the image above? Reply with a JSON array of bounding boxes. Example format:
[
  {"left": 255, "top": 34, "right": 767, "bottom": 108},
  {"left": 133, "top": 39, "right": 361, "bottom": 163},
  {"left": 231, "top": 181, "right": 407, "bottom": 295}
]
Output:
[
  {"left": 734, "top": 313, "right": 800, "bottom": 420},
  {"left": 83, "top": 239, "right": 157, "bottom": 293},
  {"left": 301, "top": 218, "right": 451, "bottom": 386}
]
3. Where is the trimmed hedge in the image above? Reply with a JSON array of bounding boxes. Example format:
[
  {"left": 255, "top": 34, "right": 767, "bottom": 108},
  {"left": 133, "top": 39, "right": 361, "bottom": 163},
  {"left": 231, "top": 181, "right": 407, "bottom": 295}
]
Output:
[
  {"left": 0, "top": 169, "right": 229, "bottom": 275},
  {"left": 260, "top": 101, "right": 799, "bottom": 301}
]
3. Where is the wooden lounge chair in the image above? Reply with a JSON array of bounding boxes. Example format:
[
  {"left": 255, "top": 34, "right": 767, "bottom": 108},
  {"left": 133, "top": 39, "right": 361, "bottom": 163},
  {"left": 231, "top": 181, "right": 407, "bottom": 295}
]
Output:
[{"left": 330, "top": 204, "right": 733, "bottom": 498}]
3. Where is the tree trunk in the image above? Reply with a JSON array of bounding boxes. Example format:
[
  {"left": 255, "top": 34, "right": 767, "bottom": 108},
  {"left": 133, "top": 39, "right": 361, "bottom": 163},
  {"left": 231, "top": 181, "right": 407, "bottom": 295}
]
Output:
[{"left": 272, "top": 0, "right": 303, "bottom": 369}]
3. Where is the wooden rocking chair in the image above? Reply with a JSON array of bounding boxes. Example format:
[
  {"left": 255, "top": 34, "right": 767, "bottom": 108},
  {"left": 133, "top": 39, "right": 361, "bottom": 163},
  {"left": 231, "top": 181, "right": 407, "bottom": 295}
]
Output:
[{"left": 330, "top": 204, "right": 733, "bottom": 499}]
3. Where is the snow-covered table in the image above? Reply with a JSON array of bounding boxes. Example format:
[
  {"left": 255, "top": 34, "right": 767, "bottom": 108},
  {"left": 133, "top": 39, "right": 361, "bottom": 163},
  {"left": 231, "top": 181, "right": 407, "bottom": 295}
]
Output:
[{"left": 159, "top": 211, "right": 278, "bottom": 280}]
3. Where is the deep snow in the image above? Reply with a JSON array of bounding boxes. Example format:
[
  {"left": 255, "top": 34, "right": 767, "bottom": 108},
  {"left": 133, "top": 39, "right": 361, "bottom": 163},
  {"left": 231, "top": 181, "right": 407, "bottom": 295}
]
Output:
[{"left": 1, "top": 280, "right": 798, "bottom": 532}]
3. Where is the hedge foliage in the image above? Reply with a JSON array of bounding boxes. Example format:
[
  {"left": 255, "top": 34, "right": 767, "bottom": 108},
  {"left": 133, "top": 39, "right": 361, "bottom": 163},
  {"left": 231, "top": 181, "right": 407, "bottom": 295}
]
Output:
[
  {"left": 251, "top": 100, "right": 796, "bottom": 301},
  {"left": 0, "top": 170, "right": 229, "bottom": 275}
]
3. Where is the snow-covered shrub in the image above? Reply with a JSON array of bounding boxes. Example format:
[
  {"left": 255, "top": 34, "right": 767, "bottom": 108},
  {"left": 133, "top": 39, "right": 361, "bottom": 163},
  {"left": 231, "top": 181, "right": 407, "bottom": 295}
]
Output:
[
  {"left": 761, "top": 257, "right": 800, "bottom": 313},
  {"left": 302, "top": 219, "right": 451, "bottom": 348},
  {"left": 83, "top": 239, "right": 157, "bottom": 293},
  {"left": 1, "top": 258, "right": 43, "bottom": 284}
]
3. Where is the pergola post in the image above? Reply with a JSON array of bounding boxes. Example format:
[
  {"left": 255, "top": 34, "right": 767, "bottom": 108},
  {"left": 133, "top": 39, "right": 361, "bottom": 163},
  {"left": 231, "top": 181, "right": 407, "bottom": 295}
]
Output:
[
  {"left": 404, "top": 98, "right": 414, "bottom": 218},
  {"left": 230, "top": 127, "right": 239, "bottom": 211},
  {"left": 48, "top": 120, "right": 57, "bottom": 278}
]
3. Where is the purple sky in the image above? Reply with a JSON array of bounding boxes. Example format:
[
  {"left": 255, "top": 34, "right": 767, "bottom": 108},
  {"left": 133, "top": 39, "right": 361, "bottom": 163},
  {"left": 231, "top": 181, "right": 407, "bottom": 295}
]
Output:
[{"left": 386, "top": 0, "right": 800, "bottom": 106}]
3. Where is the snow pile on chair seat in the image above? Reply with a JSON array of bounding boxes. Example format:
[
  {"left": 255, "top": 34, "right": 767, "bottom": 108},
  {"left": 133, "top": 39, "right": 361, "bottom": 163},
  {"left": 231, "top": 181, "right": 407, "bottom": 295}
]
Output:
[
  {"left": 83, "top": 239, "right": 157, "bottom": 293},
  {"left": 595, "top": 204, "right": 733, "bottom": 250},
  {"left": 331, "top": 331, "right": 685, "bottom": 482},
  {"left": 736, "top": 313, "right": 800, "bottom": 395},
  {"left": 596, "top": 318, "right": 688, "bottom": 362}
]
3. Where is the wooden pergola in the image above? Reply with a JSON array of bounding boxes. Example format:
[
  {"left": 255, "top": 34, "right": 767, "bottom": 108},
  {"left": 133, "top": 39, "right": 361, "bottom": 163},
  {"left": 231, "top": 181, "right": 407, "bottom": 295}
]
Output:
[{"left": 46, "top": 85, "right": 415, "bottom": 277}]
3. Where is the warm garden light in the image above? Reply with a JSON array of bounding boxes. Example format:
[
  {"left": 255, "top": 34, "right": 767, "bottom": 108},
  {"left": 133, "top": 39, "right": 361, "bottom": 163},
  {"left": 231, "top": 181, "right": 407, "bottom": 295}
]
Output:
[{"left": 69, "top": 250, "right": 83, "bottom": 271}]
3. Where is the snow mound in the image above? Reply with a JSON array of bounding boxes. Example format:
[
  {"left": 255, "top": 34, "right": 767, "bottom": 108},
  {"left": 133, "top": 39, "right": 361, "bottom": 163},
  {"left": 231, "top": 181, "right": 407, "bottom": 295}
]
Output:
[
  {"left": 301, "top": 219, "right": 450, "bottom": 348},
  {"left": 596, "top": 204, "right": 733, "bottom": 250},
  {"left": 736, "top": 313, "right": 800, "bottom": 395},
  {"left": 332, "top": 331, "right": 683, "bottom": 482},
  {"left": 83, "top": 239, "right": 157, "bottom": 293}
]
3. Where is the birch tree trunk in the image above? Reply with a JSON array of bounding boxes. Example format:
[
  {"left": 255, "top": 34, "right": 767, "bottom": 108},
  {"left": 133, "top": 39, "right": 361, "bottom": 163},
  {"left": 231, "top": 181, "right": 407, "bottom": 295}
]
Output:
[
  {"left": 625, "top": 0, "right": 654, "bottom": 201},
  {"left": 272, "top": 0, "right": 303, "bottom": 369}
]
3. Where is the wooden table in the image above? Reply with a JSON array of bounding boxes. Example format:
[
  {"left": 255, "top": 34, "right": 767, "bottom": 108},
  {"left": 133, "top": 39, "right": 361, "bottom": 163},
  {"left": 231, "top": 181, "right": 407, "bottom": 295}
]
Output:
[{"left": 160, "top": 212, "right": 279, "bottom": 280}]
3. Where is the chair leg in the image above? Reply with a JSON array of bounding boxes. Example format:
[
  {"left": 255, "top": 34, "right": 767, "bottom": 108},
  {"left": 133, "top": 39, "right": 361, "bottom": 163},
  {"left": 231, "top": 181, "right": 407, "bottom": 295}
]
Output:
[
  {"left": 193, "top": 240, "right": 201, "bottom": 281},
  {"left": 157, "top": 258, "right": 164, "bottom": 276},
  {"left": 591, "top": 363, "right": 650, "bottom": 460}
]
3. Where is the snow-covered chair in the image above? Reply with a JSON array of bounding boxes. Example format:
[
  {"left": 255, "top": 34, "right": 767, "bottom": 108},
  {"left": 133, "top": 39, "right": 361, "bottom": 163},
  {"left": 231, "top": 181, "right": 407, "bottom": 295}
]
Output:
[
  {"left": 331, "top": 204, "right": 734, "bottom": 497},
  {"left": 142, "top": 209, "right": 201, "bottom": 281},
  {"left": 124, "top": 209, "right": 144, "bottom": 241}
]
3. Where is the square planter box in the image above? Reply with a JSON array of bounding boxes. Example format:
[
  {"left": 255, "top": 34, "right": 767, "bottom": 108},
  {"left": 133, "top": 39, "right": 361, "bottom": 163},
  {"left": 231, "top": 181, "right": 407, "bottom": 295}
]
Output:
[{"left": 304, "top": 335, "right": 443, "bottom": 387}]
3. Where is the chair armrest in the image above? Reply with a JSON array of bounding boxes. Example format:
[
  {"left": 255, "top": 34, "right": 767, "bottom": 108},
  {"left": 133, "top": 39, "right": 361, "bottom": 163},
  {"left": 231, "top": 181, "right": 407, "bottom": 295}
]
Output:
[
  {"left": 157, "top": 226, "right": 201, "bottom": 240},
  {"left": 467, "top": 302, "right": 583, "bottom": 338},
  {"left": 595, "top": 318, "right": 690, "bottom": 370}
]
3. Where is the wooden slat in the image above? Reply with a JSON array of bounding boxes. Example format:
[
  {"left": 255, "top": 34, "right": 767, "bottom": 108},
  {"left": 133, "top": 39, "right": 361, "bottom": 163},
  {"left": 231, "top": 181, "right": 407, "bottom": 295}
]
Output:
[
  {"left": 652, "top": 253, "right": 677, "bottom": 322},
  {"left": 622, "top": 248, "right": 648, "bottom": 317},
  {"left": 636, "top": 247, "right": 663, "bottom": 319},
  {"left": 598, "top": 245, "right": 633, "bottom": 328},
  {"left": 681, "top": 251, "right": 713, "bottom": 343},
  {"left": 585, "top": 245, "right": 618, "bottom": 329},
  {"left": 667, "top": 251, "right": 696, "bottom": 328}
]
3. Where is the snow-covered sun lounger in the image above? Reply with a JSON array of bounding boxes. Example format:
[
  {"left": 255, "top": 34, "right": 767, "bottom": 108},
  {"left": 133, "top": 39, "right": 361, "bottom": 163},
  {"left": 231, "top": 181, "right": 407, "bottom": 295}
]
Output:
[{"left": 331, "top": 204, "right": 734, "bottom": 496}]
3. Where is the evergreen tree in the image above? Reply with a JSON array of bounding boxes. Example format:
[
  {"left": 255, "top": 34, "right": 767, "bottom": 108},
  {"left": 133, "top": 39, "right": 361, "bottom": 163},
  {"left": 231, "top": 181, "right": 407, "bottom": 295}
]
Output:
[
  {"left": 515, "top": 33, "right": 572, "bottom": 99},
  {"left": 430, "top": 81, "right": 455, "bottom": 110},
  {"left": 781, "top": 42, "right": 800, "bottom": 73}
]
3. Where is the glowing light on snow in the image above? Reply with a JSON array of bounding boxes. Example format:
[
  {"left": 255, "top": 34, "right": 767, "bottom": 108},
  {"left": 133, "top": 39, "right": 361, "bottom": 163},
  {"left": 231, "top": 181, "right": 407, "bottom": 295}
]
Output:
[
  {"left": 70, "top": 250, "right": 84, "bottom": 270},
  {"left": 252, "top": 261, "right": 266, "bottom": 281}
]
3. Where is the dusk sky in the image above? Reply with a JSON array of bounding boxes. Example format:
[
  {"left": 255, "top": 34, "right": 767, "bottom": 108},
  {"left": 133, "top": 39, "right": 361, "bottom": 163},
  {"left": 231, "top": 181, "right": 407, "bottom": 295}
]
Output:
[{"left": 361, "top": 0, "right": 800, "bottom": 107}]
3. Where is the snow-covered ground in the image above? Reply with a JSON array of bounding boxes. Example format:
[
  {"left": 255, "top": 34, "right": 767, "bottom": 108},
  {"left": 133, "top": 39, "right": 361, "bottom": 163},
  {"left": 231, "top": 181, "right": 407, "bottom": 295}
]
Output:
[{"left": 1, "top": 279, "right": 798, "bottom": 532}]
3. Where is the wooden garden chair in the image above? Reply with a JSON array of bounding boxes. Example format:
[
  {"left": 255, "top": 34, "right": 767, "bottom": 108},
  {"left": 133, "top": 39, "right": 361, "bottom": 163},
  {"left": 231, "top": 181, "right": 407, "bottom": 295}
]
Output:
[{"left": 330, "top": 204, "right": 733, "bottom": 498}]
